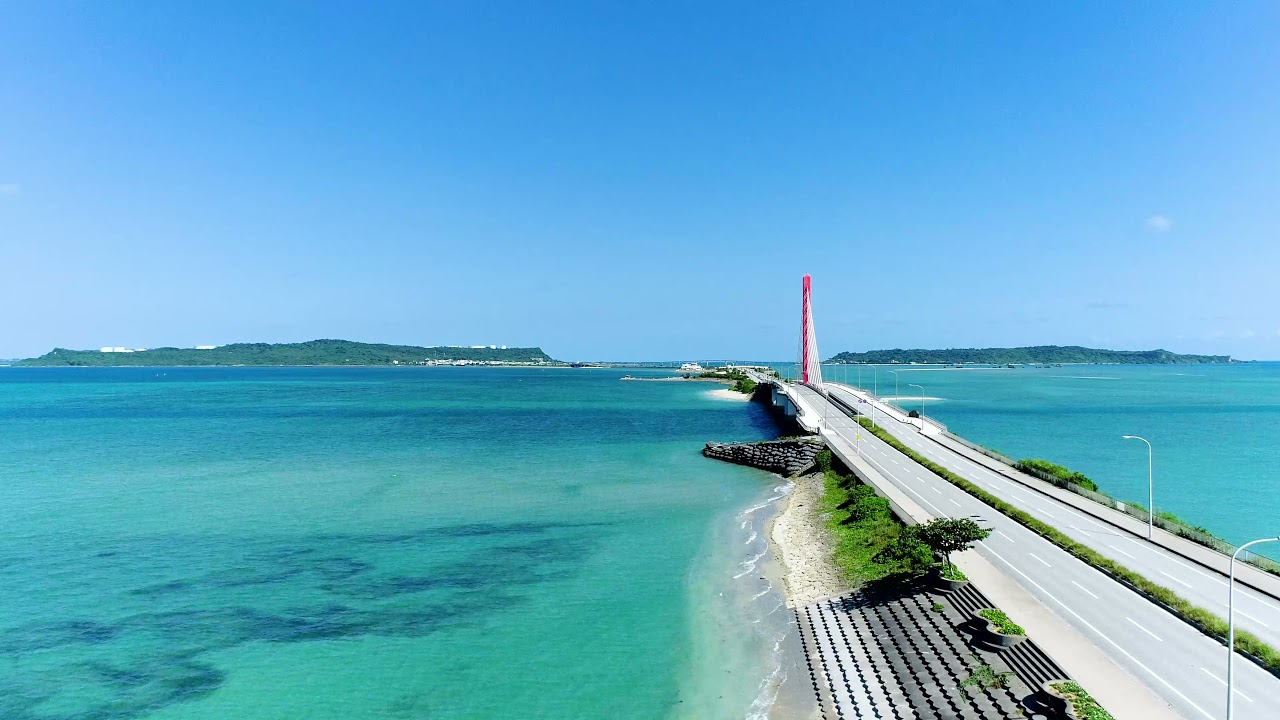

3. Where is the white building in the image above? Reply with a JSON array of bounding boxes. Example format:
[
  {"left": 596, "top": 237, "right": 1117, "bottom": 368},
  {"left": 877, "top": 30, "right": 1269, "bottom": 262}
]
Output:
[{"left": 195, "top": 345, "right": 217, "bottom": 350}]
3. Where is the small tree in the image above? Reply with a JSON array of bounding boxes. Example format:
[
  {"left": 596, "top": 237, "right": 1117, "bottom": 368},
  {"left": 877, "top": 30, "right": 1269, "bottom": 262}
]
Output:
[{"left": 914, "top": 518, "right": 990, "bottom": 575}]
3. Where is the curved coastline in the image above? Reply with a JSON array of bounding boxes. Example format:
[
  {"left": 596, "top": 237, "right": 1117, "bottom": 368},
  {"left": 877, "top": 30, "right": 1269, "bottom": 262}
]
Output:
[{"left": 766, "top": 473, "right": 850, "bottom": 609}]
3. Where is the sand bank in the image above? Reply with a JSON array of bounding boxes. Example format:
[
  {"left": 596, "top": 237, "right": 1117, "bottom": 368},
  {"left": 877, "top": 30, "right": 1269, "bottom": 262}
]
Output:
[{"left": 767, "top": 473, "right": 850, "bottom": 607}]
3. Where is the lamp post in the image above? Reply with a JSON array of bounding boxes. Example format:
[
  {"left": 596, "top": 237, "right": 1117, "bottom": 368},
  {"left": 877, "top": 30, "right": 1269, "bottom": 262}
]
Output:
[
  {"left": 1122, "top": 435, "right": 1154, "bottom": 540},
  {"left": 872, "top": 365, "right": 878, "bottom": 396},
  {"left": 888, "top": 370, "right": 900, "bottom": 402},
  {"left": 1229, "top": 537, "right": 1280, "bottom": 719},
  {"left": 908, "top": 383, "right": 925, "bottom": 432}
]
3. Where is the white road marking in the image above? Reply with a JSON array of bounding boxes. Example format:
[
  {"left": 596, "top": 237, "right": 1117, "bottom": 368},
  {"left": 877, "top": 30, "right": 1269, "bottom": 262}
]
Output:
[
  {"left": 1160, "top": 570, "right": 1193, "bottom": 589},
  {"left": 983, "top": 546, "right": 1212, "bottom": 720},
  {"left": 949, "top": 499, "right": 962, "bottom": 507},
  {"left": 1071, "top": 581, "right": 1099, "bottom": 599},
  {"left": 815, "top": 389, "right": 1280, "bottom": 622},
  {"left": 1199, "top": 667, "right": 1254, "bottom": 702},
  {"left": 931, "top": 487, "right": 942, "bottom": 494},
  {"left": 1126, "top": 617, "right": 1162, "bottom": 641},
  {"left": 1029, "top": 553, "right": 1051, "bottom": 568},
  {"left": 1060, "top": 507, "right": 1105, "bottom": 529},
  {"left": 997, "top": 531, "right": 1013, "bottom": 542},
  {"left": 1234, "top": 607, "right": 1271, "bottom": 628}
]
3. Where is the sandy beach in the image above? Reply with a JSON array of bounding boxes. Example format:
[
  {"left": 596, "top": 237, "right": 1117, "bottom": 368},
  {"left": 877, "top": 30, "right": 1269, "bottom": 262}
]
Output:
[
  {"left": 705, "top": 388, "right": 752, "bottom": 401},
  {"left": 767, "top": 473, "right": 850, "bottom": 607}
]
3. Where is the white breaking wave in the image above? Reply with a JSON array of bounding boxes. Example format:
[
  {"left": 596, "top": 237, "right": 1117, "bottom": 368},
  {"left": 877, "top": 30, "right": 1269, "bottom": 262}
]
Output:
[
  {"left": 749, "top": 583, "right": 773, "bottom": 601},
  {"left": 733, "top": 549, "right": 768, "bottom": 579},
  {"left": 737, "top": 482, "right": 794, "bottom": 528},
  {"left": 744, "top": 530, "right": 758, "bottom": 545},
  {"left": 743, "top": 630, "right": 790, "bottom": 720}
]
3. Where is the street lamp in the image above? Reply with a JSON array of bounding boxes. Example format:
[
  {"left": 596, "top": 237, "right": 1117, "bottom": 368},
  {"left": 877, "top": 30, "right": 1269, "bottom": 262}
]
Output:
[
  {"left": 1228, "top": 537, "right": 1280, "bottom": 719},
  {"left": 888, "top": 370, "right": 900, "bottom": 403},
  {"left": 908, "top": 383, "right": 925, "bottom": 432},
  {"left": 1122, "top": 435, "right": 1154, "bottom": 540}
]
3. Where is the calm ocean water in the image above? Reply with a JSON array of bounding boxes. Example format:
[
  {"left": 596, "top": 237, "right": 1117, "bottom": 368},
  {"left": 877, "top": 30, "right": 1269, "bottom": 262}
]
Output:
[
  {"left": 805, "top": 362, "right": 1280, "bottom": 555},
  {"left": 0, "top": 367, "right": 800, "bottom": 720}
]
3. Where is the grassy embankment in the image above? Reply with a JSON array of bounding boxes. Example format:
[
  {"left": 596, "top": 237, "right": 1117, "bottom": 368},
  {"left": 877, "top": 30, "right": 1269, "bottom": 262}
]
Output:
[
  {"left": 814, "top": 449, "right": 931, "bottom": 583},
  {"left": 853, "top": 416, "right": 1280, "bottom": 673}
]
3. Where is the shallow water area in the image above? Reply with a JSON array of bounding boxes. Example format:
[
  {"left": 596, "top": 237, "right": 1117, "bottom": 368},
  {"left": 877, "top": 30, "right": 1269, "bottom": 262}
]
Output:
[{"left": 0, "top": 366, "right": 794, "bottom": 720}]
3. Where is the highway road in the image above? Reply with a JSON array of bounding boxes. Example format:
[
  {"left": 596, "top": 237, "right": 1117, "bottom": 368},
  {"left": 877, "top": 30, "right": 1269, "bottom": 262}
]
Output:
[
  {"left": 823, "top": 382, "right": 1280, "bottom": 649},
  {"left": 790, "top": 383, "right": 1280, "bottom": 720}
]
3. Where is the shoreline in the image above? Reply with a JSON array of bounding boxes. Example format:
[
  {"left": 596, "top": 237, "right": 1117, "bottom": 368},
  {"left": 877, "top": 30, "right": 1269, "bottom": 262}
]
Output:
[{"left": 766, "top": 472, "right": 850, "bottom": 608}]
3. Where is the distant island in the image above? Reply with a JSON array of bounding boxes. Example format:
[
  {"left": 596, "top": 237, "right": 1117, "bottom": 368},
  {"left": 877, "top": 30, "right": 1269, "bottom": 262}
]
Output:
[
  {"left": 828, "top": 345, "right": 1234, "bottom": 365},
  {"left": 15, "top": 340, "right": 556, "bottom": 367}
]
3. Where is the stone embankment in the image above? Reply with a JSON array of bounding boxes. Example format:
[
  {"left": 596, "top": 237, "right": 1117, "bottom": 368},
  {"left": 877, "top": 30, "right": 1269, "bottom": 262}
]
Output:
[{"left": 702, "top": 436, "right": 824, "bottom": 476}]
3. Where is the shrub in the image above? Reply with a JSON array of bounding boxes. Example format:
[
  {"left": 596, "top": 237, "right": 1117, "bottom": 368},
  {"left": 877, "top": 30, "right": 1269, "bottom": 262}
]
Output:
[
  {"left": 959, "top": 658, "right": 1012, "bottom": 694},
  {"left": 1050, "top": 681, "right": 1115, "bottom": 720},
  {"left": 819, "top": 464, "right": 931, "bottom": 583},
  {"left": 814, "top": 448, "right": 833, "bottom": 473},
  {"left": 978, "top": 608, "right": 1025, "bottom": 636},
  {"left": 1017, "top": 458, "right": 1099, "bottom": 492},
  {"left": 874, "top": 532, "right": 935, "bottom": 575}
]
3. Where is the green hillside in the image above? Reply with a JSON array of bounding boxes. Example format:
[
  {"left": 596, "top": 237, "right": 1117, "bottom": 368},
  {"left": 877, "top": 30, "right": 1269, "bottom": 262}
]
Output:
[
  {"left": 16, "top": 340, "right": 555, "bottom": 367},
  {"left": 828, "top": 345, "right": 1231, "bottom": 365}
]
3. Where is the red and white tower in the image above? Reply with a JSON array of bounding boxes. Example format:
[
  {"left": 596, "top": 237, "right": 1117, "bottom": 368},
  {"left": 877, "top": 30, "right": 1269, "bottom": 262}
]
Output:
[{"left": 800, "top": 275, "right": 823, "bottom": 386}]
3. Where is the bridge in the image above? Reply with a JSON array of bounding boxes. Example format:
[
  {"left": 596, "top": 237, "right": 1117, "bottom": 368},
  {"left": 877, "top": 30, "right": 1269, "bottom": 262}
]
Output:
[{"left": 754, "top": 275, "right": 1280, "bottom": 720}]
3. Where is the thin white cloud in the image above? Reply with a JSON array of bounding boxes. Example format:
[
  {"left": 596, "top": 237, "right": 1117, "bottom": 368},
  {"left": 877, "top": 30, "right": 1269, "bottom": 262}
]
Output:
[
  {"left": 1241, "top": 330, "right": 1256, "bottom": 339},
  {"left": 1146, "top": 215, "right": 1172, "bottom": 233},
  {"left": 0, "top": 183, "right": 19, "bottom": 196}
]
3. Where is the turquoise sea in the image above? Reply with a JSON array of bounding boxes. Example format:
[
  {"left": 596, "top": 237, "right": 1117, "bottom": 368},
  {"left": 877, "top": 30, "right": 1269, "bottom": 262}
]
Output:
[
  {"left": 0, "top": 367, "right": 804, "bottom": 720},
  {"left": 810, "top": 362, "right": 1280, "bottom": 556}
]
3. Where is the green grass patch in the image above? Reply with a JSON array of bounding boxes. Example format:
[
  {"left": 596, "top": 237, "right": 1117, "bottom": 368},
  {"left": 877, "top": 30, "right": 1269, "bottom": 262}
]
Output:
[
  {"left": 1016, "top": 458, "right": 1099, "bottom": 492},
  {"left": 815, "top": 450, "right": 931, "bottom": 583},
  {"left": 853, "top": 416, "right": 1280, "bottom": 674}
]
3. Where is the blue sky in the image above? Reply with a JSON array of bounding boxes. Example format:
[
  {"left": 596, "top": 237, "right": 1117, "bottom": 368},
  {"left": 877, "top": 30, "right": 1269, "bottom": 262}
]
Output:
[{"left": 2, "top": 2, "right": 1278, "bottom": 361}]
